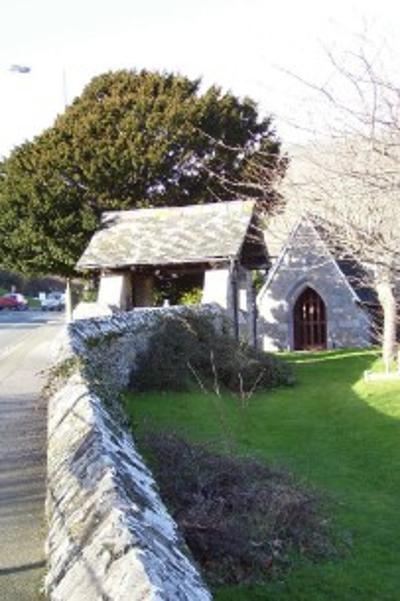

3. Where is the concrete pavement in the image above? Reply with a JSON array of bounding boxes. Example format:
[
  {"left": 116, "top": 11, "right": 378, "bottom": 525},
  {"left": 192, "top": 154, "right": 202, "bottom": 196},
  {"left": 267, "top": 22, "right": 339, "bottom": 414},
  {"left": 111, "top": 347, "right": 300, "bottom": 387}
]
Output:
[{"left": 0, "top": 311, "right": 64, "bottom": 600}]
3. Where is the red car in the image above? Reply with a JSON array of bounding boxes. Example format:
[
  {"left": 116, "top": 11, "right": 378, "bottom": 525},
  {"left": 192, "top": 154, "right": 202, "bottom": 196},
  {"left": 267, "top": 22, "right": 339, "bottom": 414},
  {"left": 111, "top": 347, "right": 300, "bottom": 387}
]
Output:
[{"left": 0, "top": 293, "right": 28, "bottom": 311}]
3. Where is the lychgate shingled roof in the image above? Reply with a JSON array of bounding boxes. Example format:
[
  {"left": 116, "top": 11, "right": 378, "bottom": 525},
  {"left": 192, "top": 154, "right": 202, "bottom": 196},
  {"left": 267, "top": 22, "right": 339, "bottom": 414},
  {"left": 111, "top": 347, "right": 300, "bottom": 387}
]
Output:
[{"left": 77, "top": 200, "right": 263, "bottom": 270}]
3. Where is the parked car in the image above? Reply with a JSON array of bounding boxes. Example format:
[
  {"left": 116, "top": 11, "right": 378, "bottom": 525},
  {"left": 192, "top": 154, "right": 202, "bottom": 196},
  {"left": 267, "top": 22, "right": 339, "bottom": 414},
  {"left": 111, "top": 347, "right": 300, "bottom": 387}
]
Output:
[
  {"left": 0, "top": 293, "right": 28, "bottom": 311},
  {"left": 40, "top": 292, "right": 65, "bottom": 311}
]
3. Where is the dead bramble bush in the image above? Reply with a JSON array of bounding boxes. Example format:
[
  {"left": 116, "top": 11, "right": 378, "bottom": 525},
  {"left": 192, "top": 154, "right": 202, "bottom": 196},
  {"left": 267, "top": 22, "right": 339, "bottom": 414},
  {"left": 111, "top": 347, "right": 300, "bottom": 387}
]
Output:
[{"left": 141, "top": 430, "right": 337, "bottom": 585}]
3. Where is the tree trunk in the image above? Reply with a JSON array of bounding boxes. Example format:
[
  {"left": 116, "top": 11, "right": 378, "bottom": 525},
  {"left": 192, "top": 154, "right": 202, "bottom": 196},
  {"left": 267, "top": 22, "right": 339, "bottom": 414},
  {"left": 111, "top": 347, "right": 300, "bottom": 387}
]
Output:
[{"left": 376, "top": 279, "right": 397, "bottom": 371}]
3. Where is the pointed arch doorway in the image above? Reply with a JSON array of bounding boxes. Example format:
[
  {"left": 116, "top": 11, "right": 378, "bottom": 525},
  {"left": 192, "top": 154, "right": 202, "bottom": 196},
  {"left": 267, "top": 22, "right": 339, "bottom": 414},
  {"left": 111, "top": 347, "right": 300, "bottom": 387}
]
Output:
[{"left": 293, "top": 287, "right": 327, "bottom": 350}]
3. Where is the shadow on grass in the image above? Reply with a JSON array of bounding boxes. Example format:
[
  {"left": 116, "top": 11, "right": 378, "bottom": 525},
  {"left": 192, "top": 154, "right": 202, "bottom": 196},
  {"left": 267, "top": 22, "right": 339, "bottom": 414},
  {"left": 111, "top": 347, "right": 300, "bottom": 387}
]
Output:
[{"left": 280, "top": 348, "right": 380, "bottom": 364}]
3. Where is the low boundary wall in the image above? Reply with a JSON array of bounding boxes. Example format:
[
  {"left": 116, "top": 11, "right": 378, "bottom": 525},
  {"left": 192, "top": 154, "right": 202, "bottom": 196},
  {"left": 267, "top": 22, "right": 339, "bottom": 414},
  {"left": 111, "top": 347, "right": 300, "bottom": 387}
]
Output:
[{"left": 45, "top": 306, "right": 222, "bottom": 600}]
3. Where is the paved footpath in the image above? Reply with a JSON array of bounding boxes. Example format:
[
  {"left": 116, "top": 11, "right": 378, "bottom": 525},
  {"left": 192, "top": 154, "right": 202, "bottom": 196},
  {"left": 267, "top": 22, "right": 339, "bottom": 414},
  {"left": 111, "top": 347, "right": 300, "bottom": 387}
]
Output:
[{"left": 0, "top": 312, "right": 64, "bottom": 600}]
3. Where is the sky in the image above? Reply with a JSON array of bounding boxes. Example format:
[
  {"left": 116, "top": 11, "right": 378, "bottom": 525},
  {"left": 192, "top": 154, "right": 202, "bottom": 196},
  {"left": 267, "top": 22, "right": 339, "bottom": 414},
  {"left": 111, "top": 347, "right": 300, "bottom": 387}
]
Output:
[{"left": 0, "top": 0, "right": 398, "bottom": 158}]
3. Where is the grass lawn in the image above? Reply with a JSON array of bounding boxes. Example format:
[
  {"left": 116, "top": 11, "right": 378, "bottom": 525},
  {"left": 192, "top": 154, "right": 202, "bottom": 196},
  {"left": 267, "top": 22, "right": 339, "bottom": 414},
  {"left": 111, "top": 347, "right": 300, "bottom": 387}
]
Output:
[
  {"left": 125, "top": 349, "right": 400, "bottom": 601},
  {"left": 27, "top": 297, "right": 41, "bottom": 309}
]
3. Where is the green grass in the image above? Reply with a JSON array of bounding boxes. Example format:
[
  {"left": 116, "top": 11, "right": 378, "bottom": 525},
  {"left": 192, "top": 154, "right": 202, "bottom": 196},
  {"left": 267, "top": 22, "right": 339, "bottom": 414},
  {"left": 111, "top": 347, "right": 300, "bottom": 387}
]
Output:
[
  {"left": 27, "top": 297, "right": 40, "bottom": 309},
  {"left": 125, "top": 349, "right": 400, "bottom": 601}
]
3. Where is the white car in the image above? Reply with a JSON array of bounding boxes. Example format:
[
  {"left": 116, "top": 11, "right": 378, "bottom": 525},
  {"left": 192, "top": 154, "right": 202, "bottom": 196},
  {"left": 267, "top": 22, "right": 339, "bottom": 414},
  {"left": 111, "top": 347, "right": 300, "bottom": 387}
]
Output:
[{"left": 41, "top": 292, "right": 65, "bottom": 311}]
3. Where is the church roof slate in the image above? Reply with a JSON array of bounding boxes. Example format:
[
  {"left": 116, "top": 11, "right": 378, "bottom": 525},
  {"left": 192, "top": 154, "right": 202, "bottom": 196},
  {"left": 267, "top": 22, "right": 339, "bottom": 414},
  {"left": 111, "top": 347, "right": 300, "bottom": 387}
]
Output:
[{"left": 77, "top": 200, "right": 260, "bottom": 270}]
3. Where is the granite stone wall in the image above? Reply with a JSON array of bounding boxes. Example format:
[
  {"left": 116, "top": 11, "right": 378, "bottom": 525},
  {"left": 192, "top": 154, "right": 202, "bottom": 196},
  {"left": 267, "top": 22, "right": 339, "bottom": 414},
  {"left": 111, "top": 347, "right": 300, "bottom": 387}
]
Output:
[
  {"left": 257, "top": 221, "right": 371, "bottom": 351},
  {"left": 45, "top": 305, "right": 221, "bottom": 601}
]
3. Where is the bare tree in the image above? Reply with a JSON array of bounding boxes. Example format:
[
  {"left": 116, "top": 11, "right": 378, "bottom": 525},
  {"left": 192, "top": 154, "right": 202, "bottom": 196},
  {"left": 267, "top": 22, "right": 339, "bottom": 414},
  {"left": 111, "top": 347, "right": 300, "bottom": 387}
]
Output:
[
  {"left": 195, "top": 38, "right": 400, "bottom": 366},
  {"left": 279, "top": 41, "right": 400, "bottom": 367}
]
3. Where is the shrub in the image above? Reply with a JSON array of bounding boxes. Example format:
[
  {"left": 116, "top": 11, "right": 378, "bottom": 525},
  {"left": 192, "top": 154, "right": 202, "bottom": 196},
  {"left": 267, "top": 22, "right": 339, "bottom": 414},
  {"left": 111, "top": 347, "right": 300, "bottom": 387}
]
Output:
[
  {"left": 141, "top": 430, "right": 336, "bottom": 585},
  {"left": 179, "top": 287, "right": 203, "bottom": 305},
  {"left": 131, "top": 311, "right": 293, "bottom": 393}
]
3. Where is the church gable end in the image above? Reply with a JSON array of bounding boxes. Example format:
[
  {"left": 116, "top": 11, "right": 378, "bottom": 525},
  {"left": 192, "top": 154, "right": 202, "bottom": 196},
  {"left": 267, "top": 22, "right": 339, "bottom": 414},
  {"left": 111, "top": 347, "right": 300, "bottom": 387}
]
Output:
[{"left": 258, "top": 220, "right": 371, "bottom": 351}]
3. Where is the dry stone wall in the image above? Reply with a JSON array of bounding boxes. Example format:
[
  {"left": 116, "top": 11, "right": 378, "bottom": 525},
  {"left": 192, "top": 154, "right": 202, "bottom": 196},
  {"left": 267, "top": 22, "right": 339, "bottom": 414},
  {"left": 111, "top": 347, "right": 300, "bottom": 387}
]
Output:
[{"left": 46, "top": 305, "right": 222, "bottom": 601}]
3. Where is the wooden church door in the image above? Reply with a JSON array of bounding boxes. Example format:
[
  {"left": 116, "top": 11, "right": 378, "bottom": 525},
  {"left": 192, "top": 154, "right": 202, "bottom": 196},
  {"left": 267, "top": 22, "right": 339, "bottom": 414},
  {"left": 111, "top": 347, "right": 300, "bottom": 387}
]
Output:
[{"left": 293, "top": 287, "right": 327, "bottom": 350}]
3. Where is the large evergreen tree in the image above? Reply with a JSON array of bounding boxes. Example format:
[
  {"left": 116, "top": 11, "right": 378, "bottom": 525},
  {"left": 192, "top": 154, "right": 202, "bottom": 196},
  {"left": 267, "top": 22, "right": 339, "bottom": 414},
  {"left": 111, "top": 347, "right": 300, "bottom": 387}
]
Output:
[{"left": 0, "top": 69, "right": 284, "bottom": 276}]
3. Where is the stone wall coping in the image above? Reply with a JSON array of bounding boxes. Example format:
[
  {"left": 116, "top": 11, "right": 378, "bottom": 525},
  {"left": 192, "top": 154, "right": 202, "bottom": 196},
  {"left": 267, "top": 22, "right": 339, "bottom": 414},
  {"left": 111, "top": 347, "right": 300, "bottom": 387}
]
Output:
[{"left": 46, "top": 305, "right": 216, "bottom": 600}]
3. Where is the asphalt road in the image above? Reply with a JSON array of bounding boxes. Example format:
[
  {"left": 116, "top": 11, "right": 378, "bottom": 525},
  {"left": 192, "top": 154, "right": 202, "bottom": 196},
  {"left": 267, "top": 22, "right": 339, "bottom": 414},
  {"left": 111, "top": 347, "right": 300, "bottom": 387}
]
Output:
[{"left": 0, "top": 311, "right": 65, "bottom": 600}]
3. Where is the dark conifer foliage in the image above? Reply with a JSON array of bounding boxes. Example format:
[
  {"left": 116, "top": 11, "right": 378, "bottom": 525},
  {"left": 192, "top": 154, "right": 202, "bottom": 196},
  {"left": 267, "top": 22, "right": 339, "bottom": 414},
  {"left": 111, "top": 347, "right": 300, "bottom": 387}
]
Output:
[{"left": 0, "top": 70, "right": 284, "bottom": 276}]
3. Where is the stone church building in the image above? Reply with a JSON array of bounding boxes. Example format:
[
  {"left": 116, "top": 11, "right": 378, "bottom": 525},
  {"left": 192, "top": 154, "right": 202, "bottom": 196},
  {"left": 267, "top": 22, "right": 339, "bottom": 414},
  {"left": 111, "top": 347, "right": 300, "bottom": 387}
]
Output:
[
  {"left": 77, "top": 200, "right": 376, "bottom": 352},
  {"left": 257, "top": 219, "right": 373, "bottom": 351}
]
